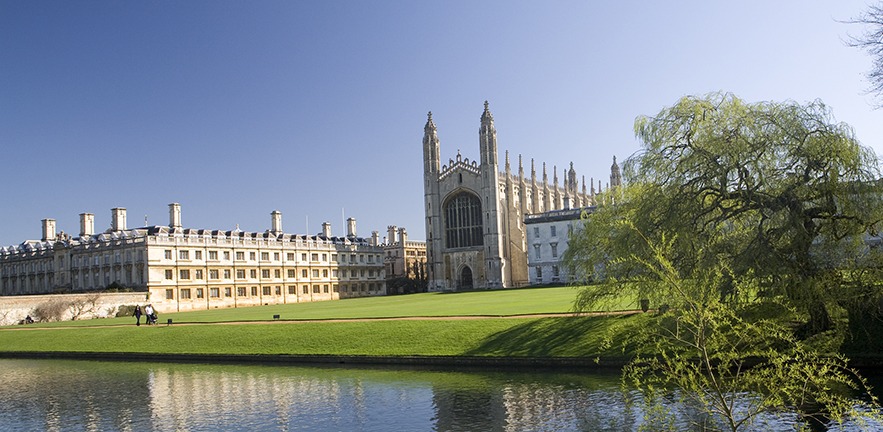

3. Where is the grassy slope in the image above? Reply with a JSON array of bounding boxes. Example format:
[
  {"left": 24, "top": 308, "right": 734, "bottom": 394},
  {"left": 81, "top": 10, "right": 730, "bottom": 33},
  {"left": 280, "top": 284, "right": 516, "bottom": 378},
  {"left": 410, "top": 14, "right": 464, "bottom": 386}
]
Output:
[{"left": 0, "top": 286, "right": 645, "bottom": 359}]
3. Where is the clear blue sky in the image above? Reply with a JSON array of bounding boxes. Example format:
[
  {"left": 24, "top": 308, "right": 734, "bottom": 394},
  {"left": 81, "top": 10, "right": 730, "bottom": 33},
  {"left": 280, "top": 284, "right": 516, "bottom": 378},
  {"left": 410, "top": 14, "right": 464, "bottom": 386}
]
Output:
[{"left": 1, "top": 1, "right": 880, "bottom": 246}]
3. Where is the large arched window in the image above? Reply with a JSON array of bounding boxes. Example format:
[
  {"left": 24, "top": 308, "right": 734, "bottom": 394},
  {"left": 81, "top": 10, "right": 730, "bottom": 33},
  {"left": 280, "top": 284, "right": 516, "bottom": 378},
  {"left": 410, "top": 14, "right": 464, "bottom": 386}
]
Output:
[{"left": 444, "top": 192, "right": 483, "bottom": 248}]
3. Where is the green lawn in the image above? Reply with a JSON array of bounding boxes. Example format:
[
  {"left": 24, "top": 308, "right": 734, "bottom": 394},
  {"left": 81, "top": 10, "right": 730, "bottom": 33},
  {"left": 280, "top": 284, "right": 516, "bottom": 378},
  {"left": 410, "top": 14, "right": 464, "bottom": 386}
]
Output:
[
  {"left": 0, "top": 286, "right": 646, "bottom": 360},
  {"left": 18, "top": 285, "right": 641, "bottom": 328}
]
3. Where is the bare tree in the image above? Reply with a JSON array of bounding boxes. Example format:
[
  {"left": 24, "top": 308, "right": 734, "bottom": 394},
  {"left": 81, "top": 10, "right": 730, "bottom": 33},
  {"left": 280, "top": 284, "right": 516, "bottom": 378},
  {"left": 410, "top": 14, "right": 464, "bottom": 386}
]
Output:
[
  {"left": 846, "top": 2, "right": 883, "bottom": 107},
  {"left": 69, "top": 295, "right": 101, "bottom": 320}
]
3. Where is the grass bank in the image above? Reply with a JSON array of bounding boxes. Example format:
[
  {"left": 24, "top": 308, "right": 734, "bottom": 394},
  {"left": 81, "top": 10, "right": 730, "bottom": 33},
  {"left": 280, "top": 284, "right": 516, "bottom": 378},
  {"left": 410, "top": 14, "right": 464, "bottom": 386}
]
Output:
[{"left": 0, "top": 286, "right": 647, "bottom": 365}]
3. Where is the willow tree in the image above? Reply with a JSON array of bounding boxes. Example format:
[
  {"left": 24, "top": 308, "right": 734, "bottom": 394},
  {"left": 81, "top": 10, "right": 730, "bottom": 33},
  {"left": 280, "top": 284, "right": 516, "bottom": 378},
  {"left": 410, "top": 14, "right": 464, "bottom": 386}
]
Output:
[
  {"left": 566, "top": 93, "right": 883, "bottom": 429},
  {"left": 567, "top": 92, "right": 883, "bottom": 335}
]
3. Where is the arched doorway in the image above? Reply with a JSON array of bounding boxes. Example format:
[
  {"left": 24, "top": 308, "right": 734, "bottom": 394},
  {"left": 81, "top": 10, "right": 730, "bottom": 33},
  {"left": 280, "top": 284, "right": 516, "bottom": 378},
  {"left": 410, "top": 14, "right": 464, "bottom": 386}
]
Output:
[{"left": 460, "top": 266, "right": 473, "bottom": 290}]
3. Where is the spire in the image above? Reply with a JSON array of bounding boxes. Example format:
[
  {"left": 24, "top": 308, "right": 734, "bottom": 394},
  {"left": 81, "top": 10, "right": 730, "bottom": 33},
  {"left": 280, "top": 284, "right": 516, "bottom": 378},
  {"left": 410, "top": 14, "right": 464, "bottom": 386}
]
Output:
[
  {"left": 423, "top": 110, "right": 441, "bottom": 175},
  {"left": 542, "top": 162, "right": 548, "bottom": 184},
  {"left": 425, "top": 111, "right": 435, "bottom": 131},
  {"left": 531, "top": 158, "right": 536, "bottom": 183},
  {"left": 610, "top": 155, "right": 622, "bottom": 189},
  {"left": 553, "top": 165, "right": 558, "bottom": 187},
  {"left": 518, "top": 154, "right": 524, "bottom": 179},
  {"left": 505, "top": 150, "right": 511, "bottom": 173},
  {"left": 582, "top": 175, "right": 587, "bottom": 196},
  {"left": 479, "top": 101, "right": 498, "bottom": 167}
]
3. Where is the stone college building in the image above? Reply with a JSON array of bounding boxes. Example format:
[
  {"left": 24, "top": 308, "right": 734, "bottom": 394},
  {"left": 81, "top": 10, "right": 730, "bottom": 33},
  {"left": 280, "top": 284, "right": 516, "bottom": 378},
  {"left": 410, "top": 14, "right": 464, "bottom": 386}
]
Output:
[{"left": 422, "top": 102, "right": 619, "bottom": 290}]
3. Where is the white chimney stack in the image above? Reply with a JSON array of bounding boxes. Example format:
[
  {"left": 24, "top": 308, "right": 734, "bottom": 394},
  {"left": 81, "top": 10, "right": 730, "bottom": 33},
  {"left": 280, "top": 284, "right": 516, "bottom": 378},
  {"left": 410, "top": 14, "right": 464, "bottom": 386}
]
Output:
[
  {"left": 399, "top": 227, "right": 408, "bottom": 244},
  {"left": 111, "top": 207, "right": 127, "bottom": 231},
  {"left": 387, "top": 225, "right": 397, "bottom": 245},
  {"left": 347, "top": 217, "right": 357, "bottom": 237},
  {"left": 41, "top": 219, "right": 56, "bottom": 242},
  {"left": 80, "top": 213, "right": 94, "bottom": 237},
  {"left": 169, "top": 203, "right": 182, "bottom": 229},
  {"left": 371, "top": 230, "right": 380, "bottom": 246},
  {"left": 321, "top": 222, "right": 332, "bottom": 238},
  {"left": 271, "top": 210, "right": 282, "bottom": 233}
]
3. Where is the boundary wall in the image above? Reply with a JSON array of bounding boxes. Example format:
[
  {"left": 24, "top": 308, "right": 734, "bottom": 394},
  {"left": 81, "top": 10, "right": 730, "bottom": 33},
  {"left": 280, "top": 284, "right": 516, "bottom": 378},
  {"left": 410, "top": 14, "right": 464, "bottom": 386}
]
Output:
[{"left": 0, "top": 292, "right": 148, "bottom": 326}]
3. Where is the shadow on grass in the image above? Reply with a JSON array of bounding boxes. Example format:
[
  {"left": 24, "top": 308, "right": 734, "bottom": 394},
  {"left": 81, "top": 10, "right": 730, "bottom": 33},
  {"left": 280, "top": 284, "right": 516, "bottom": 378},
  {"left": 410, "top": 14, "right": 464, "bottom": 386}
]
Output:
[{"left": 464, "top": 314, "right": 644, "bottom": 358}]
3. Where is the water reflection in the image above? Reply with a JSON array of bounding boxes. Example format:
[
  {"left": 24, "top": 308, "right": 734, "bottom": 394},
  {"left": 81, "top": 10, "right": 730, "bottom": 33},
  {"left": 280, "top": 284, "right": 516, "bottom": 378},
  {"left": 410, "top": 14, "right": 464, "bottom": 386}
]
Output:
[{"left": 0, "top": 359, "right": 876, "bottom": 431}]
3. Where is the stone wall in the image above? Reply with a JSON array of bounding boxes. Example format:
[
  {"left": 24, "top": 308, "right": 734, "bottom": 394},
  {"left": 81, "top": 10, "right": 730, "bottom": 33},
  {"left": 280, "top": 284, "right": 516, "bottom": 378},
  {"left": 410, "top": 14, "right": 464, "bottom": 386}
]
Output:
[{"left": 0, "top": 292, "right": 148, "bottom": 326}]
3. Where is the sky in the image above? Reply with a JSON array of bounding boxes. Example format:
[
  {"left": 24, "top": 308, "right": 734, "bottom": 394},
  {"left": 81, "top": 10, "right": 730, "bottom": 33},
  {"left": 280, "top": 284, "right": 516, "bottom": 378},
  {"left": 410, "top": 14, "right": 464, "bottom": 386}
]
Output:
[{"left": 1, "top": 1, "right": 881, "bottom": 246}]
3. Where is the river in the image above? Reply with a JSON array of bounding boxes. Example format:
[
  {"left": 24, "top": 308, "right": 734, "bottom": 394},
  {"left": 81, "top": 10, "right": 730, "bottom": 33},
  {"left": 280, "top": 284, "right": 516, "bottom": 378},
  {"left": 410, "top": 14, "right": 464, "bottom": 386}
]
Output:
[{"left": 0, "top": 359, "right": 876, "bottom": 431}]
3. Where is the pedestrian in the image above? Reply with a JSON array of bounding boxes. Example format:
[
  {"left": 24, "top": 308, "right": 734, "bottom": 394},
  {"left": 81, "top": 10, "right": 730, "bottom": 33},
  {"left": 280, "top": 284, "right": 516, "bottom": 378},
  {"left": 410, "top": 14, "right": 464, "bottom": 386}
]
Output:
[
  {"left": 145, "top": 304, "right": 155, "bottom": 325},
  {"left": 133, "top": 305, "right": 142, "bottom": 326}
]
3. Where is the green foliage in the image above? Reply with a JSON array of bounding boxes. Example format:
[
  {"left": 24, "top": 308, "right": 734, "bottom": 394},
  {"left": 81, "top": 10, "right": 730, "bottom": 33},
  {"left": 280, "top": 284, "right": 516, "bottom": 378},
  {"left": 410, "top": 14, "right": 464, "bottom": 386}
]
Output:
[{"left": 567, "top": 92, "right": 883, "bottom": 335}]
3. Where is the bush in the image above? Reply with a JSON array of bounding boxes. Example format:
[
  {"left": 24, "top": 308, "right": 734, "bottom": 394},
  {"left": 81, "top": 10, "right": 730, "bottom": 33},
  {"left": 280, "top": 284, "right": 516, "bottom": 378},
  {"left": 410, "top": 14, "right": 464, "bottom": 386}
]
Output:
[
  {"left": 115, "top": 305, "right": 138, "bottom": 318},
  {"left": 32, "top": 300, "right": 70, "bottom": 322}
]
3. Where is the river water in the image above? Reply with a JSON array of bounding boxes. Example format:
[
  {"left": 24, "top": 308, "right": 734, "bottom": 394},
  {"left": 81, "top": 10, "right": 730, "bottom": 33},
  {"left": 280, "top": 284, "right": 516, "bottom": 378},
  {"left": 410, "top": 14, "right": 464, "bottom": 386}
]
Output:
[{"left": 0, "top": 359, "right": 875, "bottom": 431}]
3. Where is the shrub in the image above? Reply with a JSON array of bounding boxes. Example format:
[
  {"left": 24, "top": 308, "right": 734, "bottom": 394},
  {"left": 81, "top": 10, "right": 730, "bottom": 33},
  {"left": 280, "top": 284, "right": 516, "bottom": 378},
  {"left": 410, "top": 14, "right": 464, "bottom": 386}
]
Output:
[
  {"left": 116, "top": 305, "right": 138, "bottom": 317},
  {"left": 32, "top": 300, "right": 70, "bottom": 322}
]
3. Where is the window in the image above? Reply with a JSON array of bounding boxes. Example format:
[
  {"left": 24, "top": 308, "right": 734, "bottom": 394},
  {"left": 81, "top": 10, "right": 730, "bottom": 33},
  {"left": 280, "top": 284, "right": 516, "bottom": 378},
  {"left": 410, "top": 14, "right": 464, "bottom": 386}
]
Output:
[
  {"left": 195, "top": 269, "right": 203, "bottom": 280},
  {"left": 275, "top": 286, "right": 281, "bottom": 295},
  {"left": 323, "top": 284, "right": 329, "bottom": 293},
  {"left": 552, "top": 265, "right": 560, "bottom": 277},
  {"left": 224, "top": 287, "right": 232, "bottom": 297},
  {"left": 288, "top": 285, "right": 296, "bottom": 294},
  {"left": 261, "top": 269, "right": 270, "bottom": 278},
  {"left": 311, "top": 253, "right": 319, "bottom": 261},
  {"left": 209, "top": 269, "right": 219, "bottom": 280},
  {"left": 224, "top": 269, "right": 231, "bottom": 279},
  {"left": 551, "top": 243, "right": 558, "bottom": 258},
  {"left": 236, "top": 269, "right": 245, "bottom": 279},
  {"left": 208, "top": 250, "right": 218, "bottom": 260},
  {"left": 249, "top": 252, "right": 256, "bottom": 261},
  {"left": 250, "top": 286, "right": 258, "bottom": 296},
  {"left": 194, "top": 250, "right": 203, "bottom": 260},
  {"left": 196, "top": 288, "right": 204, "bottom": 298},
  {"left": 322, "top": 269, "right": 328, "bottom": 278},
  {"left": 302, "top": 269, "right": 308, "bottom": 278},
  {"left": 263, "top": 286, "right": 271, "bottom": 295},
  {"left": 261, "top": 252, "right": 269, "bottom": 261},
  {"left": 288, "top": 269, "right": 296, "bottom": 278},
  {"left": 313, "top": 285, "right": 320, "bottom": 293},
  {"left": 331, "top": 254, "right": 337, "bottom": 261},
  {"left": 250, "top": 269, "right": 257, "bottom": 279},
  {"left": 235, "top": 251, "right": 245, "bottom": 261},
  {"left": 179, "top": 269, "right": 190, "bottom": 279},
  {"left": 165, "top": 289, "right": 174, "bottom": 299},
  {"left": 181, "top": 288, "right": 191, "bottom": 299},
  {"left": 332, "top": 269, "right": 338, "bottom": 278},
  {"left": 341, "top": 270, "right": 347, "bottom": 278},
  {"left": 165, "top": 270, "right": 173, "bottom": 280},
  {"left": 210, "top": 288, "right": 219, "bottom": 298},
  {"left": 301, "top": 253, "right": 307, "bottom": 261},
  {"left": 302, "top": 285, "right": 309, "bottom": 294},
  {"left": 536, "top": 267, "right": 543, "bottom": 279},
  {"left": 179, "top": 250, "right": 189, "bottom": 260},
  {"left": 164, "top": 250, "right": 172, "bottom": 260},
  {"left": 550, "top": 225, "right": 557, "bottom": 237},
  {"left": 274, "top": 252, "right": 280, "bottom": 261},
  {"left": 287, "top": 252, "right": 295, "bottom": 261},
  {"left": 237, "top": 287, "right": 246, "bottom": 297},
  {"left": 312, "top": 269, "right": 319, "bottom": 278},
  {"left": 533, "top": 227, "right": 539, "bottom": 237},
  {"left": 223, "top": 251, "right": 231, "bottom": 260},
  {"left": 274, "top": 269, "right": 281, "bottom": 278},
  {"left": 534, "top": 244, "right": 541, "bottom": 259},
  {"left": 321, "top": 253, "right": 327, "bottom": 261},
  {"left": 444, "top": 192, "right": 483, "bottom": 248}
]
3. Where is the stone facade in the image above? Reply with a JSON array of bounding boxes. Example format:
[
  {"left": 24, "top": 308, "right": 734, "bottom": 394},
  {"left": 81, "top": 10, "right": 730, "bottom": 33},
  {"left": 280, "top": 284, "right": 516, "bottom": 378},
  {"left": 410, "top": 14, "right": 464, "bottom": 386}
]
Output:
[
  {"left": 0, "top": 205, "right": 386, "bottom": 313},
  {"left": 524, "top": 207, "right": 592, "bottom": 285},
  {"left": 423, "top": 101, "right": 617, "bottom": 290},
  {"left": 382, "top": 226, "right": 427, "bottom": 294}
]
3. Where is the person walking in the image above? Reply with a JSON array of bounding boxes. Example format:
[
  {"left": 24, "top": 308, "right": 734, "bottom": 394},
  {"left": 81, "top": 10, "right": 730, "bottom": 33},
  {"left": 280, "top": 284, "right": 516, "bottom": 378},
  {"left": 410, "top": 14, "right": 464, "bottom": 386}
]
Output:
[
  {"left": 145, "top": 304, "right": 155, "bottom": 325},
  {"left": 133, "top": 305, "right": 143, "bottom": 326}
]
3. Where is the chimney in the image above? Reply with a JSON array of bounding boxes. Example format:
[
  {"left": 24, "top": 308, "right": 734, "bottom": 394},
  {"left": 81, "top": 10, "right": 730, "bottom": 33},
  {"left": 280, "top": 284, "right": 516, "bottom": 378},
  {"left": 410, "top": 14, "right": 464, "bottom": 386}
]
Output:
[
  {"left": 271, "top": 210, "right": 282, "bottom": 233},
  {"left": 79, "top": 213, "right": 94, "bottom": 237},
  {"left": 111, "top": 207, "right": 127, "bottom": 231},
  {"left": 347, "top": 217, "right": 357, "bottom": 237},
  {"left": 371, "top": 230, "right": 380, "bottom": 246},
  {"left": 387, "top": 225, "right": 397, "bottom": 245},
  {"left": 399, "top": 227, "right": 408, "bottom": 244},
  {"left": 41, "top": 219, "right": 56, "bottom": 242},
  {"left": 321, "top": 222, "right": 332, "bottom": 238},
  {"left": 169, "top": 203, "right": 182, "bottom": 229}
]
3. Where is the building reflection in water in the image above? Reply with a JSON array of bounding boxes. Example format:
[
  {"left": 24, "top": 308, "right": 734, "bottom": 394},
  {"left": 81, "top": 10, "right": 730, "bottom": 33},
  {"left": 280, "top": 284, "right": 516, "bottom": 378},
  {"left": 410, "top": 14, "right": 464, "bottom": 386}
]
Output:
[{"left": 1, "top": 359, "right": 806, "bottom": 431}]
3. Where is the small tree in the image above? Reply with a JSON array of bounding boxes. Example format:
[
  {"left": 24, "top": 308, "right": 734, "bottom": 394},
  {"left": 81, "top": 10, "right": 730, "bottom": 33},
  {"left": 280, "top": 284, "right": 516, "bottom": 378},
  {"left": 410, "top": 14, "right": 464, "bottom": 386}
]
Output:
[{"left": 32, "top": 300, "right": 70, "bottom": 322}]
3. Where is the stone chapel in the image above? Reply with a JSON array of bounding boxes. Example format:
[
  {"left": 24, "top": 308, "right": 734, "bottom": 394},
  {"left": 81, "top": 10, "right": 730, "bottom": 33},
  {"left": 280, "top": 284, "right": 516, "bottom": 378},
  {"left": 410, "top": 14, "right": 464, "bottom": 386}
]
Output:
[{"left": 422, "top": 101, "right": 620, "bottom": 290}]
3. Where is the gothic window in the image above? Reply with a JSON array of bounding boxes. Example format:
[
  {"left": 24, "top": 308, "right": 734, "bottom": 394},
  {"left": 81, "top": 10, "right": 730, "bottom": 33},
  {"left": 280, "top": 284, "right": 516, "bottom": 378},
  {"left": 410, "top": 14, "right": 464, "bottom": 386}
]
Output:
[{"left": 444, "top": 192, "right": 484, "bottom": 248}]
